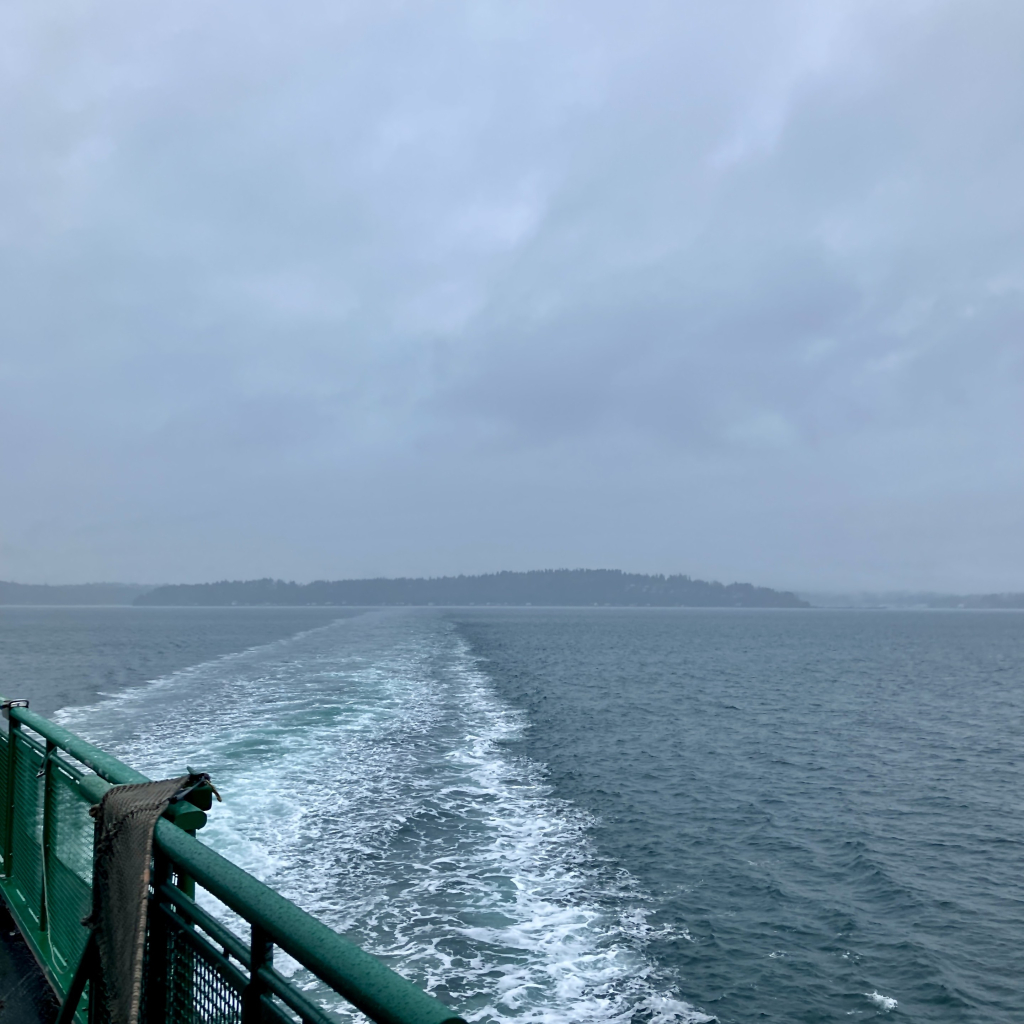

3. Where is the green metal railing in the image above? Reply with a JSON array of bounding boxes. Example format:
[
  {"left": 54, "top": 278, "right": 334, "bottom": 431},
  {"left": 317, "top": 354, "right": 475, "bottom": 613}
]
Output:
[{"left": 0, "top": 698, "right": 466, "bottom": 1024}]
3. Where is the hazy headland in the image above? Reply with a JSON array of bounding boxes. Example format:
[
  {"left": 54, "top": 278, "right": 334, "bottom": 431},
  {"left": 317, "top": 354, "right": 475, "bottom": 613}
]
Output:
[
  {"left": 5, "top": 573, "right": 1024, "bottom": 609},
  {"left": 133, "top": 569, "right": 809, "bottom": 607}
]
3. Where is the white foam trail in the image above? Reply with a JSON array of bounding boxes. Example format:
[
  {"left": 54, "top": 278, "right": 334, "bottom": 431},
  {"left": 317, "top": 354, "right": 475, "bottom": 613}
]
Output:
[
  {"left": 57, "top": 610, "right": 711, "bottom": 1023},
  {"left": 866, "top": 991, "right": 897, "bottom": 1011}
]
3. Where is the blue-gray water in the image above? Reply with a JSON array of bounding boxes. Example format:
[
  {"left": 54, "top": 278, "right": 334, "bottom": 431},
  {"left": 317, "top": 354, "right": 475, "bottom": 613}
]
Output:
[{"left": 1, "top": 607, "right": 1020, "bottom": 1022}]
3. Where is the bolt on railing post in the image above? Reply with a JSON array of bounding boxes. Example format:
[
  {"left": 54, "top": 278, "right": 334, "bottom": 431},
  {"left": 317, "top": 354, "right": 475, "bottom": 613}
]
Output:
[{"left": 242, "top": 924, "right": 273, "bottom": 1024}]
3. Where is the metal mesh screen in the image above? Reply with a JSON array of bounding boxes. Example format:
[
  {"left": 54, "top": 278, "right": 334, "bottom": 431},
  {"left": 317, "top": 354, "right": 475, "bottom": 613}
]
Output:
[
  {"left": 47, "top": 765, "right": 93, "bottom": 974},
  {"left": 162, "top": 921, "right": 243, "bottom": 1024},
  {"left": 10, "top": 731, "right": 44, "bottom": 923},
  {"left": 0, "top": 731, "right": 9, "bottom": 855}
]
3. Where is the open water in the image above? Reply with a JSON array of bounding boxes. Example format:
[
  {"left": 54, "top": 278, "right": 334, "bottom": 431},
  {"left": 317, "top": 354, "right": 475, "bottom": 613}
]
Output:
[{"left": 1, "top": 606, "right": 1021, "bottom": 1023}]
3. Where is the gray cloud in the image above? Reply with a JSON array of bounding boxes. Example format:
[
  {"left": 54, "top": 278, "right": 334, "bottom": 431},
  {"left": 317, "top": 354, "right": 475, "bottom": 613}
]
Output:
[{"left": 1, "top": 0, "right": 1022, "bottom": 589}]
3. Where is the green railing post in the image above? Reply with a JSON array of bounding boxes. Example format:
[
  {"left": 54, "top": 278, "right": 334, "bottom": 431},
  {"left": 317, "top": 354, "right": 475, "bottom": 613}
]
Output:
[
  {"left": 88, "top": 774, "right": 105, "bottom": 1024},
  {"left": 53, "top": 931, "right": 97, "bottom": 1024},
  {"left": 146, "top": 848, "right": 171, "bottom": 1024},
  {"left": 2, "top": 711, "right": 18, "bottom": 876},
  {"left": 39, "top": 739, "right": 55, "bottom": 933},
  {"left": 243, "top": 924, "right": 273, "bottom": 1023}
]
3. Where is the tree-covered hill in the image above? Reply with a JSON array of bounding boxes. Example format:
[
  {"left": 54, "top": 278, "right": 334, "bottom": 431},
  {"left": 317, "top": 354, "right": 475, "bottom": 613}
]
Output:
[{"left": 135, "top": 569, "right": 810, "bottom": 608}]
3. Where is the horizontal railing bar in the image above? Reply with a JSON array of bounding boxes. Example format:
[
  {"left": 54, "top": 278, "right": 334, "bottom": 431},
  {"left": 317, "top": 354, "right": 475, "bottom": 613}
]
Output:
[
  {"left": 259, "top": 964, "right": 339, "bottom": 1024},
  {"left": 12, "top": 730, "right": 46, "bottom": 757},
  {"left": 261, "top": 991, "right": 302, "bottom": 1024},
  {"left": 159, "top": 881, "right": 251, "bottom": 966},
  {"left": 10, "top": 731, "right": 85, "bottom": 784},
  {"left": 5, "top": 704, "right": 148, "bottom": 786},
  {"left": 158, "top": 902, "right": 250, "bottom": 993},
  {"left": 50, "top": 756, "right": 86, "bottom": 783},
  {"left": 155, "top": 823, "right": 464, "bottom": 1024}
]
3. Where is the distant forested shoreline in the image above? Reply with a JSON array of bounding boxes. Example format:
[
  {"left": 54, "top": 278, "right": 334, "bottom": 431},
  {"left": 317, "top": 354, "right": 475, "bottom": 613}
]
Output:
[
  {"left": 0, "top": 581, "right": 153, "bottom": 605},
  {"left": 5, "top": 575, "right": 1024, "bottom": 608},
  {"left": 134, "top": 570, "right": 810, "bottom": 608}
]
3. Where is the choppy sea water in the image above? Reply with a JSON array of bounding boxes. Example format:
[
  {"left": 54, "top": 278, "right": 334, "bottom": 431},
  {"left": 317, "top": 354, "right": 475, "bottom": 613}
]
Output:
[{"left": 4, "top": 607, "right": 1020, "bottom": 1022}]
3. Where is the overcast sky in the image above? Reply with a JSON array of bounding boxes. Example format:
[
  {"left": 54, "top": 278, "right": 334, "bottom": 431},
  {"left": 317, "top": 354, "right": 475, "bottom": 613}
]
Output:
[{"left": 2, "top": 0, "right": 1022, "bottom": 591}]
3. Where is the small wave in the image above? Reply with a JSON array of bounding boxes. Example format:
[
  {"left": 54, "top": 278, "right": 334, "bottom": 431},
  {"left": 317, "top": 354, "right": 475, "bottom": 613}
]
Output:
[{"left": 866, "top": 991, "right": 897, "bottom": 1011}]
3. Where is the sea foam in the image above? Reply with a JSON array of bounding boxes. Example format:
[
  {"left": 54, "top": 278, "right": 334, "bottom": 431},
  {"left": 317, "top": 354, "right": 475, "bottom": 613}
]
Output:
[{"left": 866, "top": 991, "right": 898, "bottom": 1012}]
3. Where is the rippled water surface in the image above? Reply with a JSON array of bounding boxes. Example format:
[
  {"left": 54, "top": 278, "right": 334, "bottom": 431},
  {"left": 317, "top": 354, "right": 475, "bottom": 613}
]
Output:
[
  {"left": 3, "top": 607, "right": 1021, "bottom": 1022},
  {"left": 456, "top": 610, "right": 1024, "bottom": 1023}
]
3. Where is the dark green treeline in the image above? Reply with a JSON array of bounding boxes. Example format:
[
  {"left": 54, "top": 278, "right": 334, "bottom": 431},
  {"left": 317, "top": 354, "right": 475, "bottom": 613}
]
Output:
[{"left": 135, "top": 569, "right": 810, "bottom": 608}]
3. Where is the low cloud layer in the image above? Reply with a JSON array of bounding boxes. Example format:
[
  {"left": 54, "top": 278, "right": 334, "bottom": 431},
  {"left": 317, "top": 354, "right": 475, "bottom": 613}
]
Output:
[{"left": 2, "top": 1, "right": 1022, "bottom": 590}]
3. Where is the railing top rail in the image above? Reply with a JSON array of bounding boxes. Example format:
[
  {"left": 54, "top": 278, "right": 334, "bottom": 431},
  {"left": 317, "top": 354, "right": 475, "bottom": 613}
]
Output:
[
  {"left": 2, "top": 699, "right": 465, "bottom": 1024},
  {"left": 5, "top": 702, "right": 148, "bottom": 786}
]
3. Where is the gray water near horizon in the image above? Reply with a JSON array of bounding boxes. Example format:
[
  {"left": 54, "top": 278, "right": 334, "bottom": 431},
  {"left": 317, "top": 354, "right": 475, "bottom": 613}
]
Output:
[
  {"left": 1, "top": 606, "right": 1020, "bottom": 1022},
  {"left": 0, "top": 605, "right": 349, "bottom": 714}
]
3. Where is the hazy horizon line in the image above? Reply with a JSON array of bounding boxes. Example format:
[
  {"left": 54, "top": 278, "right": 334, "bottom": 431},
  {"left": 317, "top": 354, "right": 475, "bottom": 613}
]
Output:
[{"left": 3, "top": 573, "right": 1023, "bottom": 598}]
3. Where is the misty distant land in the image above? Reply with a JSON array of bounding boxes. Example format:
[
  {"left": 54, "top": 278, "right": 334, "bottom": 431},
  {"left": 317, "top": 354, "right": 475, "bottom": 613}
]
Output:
[
  {"left": 2, "top": 571, "right": 1023, "bottom": 609},
  {"left": 2, "top": 571, "right": 806, "bottom": 608},
  {"left": 0, "top": 581, "right": 153, "bottom": 605},
  {"left": 133, "top": 571, "right": 808, "bottom": 608}
]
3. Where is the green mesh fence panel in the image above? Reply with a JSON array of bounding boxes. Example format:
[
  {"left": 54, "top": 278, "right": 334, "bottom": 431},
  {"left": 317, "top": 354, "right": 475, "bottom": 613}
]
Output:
[
  {"left": 164, "top": 924, "right": 243, "bottom": 1024},
  {"left": 47, "top": 765, "right": 93, "bottom": 976},
  {"left": 10, "top": 731, "right": 44, "bottom": 923},
  {"left": 0, "top": 731, "right": 9, "bottom": 856}
]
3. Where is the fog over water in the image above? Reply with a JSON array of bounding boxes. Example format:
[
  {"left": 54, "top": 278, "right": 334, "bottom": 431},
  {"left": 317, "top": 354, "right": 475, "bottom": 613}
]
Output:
[{"left": 1, "top": 1, "right": 1022, "bottom": 591}]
